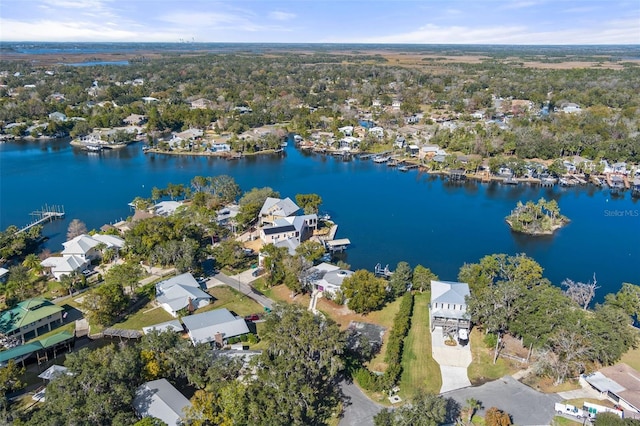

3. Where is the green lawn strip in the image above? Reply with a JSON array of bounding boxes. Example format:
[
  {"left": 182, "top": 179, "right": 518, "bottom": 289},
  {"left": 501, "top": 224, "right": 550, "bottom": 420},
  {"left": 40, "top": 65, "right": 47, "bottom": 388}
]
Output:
[
  {"left": 113, "top": 300, "right": 173, "bottom": 330},
  {"left": 365, "top": 297, "right": 403, "bottom": 372},
  {"left": 551, "top": 417, "right": 582, "bottom": 426},
  {"left": 206, "top": 286, "right": 264, "bottom": 317},
  {"left": 620, "top": 345, "right": 640, "bottom": 371},
  {"left": 467, "top": 328, "right": 517, "bottom": 384},
  {"left": 399, "top": 292, "right": 441, "bottom": 397}
]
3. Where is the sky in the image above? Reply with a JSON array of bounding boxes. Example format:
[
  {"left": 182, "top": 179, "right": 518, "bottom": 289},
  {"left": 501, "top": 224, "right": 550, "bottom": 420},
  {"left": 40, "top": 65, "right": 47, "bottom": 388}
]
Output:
[{"left": 1, "top": 0, "right": 639, "bottom": 44}]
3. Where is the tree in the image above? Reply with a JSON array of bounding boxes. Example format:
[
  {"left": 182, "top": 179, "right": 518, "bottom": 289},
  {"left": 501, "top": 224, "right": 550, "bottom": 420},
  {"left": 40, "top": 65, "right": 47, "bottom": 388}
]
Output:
[
  {"left": 463, "top": 398, "right": 482, "bottom": 424},
  {"left": 209, "top": 175, "right": 241, "bottom": 204},
  {"left": 244, "top": 303, "right": 346, "bottom": 426},
  {"left": 66, "top": 218, "right": 87, "bottom": 240},
  {"left": 389, "top": 393, "right": 449, "bottom": 426},
  {"left": 295, "top": 240, "right": 325, "bottom": 264},
  {"left": 341, "top": 270, "right": 388, "bottom": 314},
  {"left": 260, "top": 244, "right": 289, "bottom": 287},
  {"left": 295, "top": 193, "right": 323, "bottom": 215},
  {"left": 412, "top": 265, "right": 438, "bottom": 292},
  {"left": 605, "top": 282, "right": 640, "bottom": 318},
  {"left": 484, "top": 407, "right": 512, "bottom": 426},
  {"left": 562, "top": 274, "right": 599, "bottom": 309},
  {"left": 0, "top": 360, "right": 24, "bottom": 415},
  {"left": 105, "top": 262, "right": 143, "bottom": 295},
  {"left": 21, "top": 253, "right": 43, "bottom": 276},
  {"left": 31, "top": 344, "right": 141, "bottom": 425},
  {"left": 212, "top": 239, "right": 245, "bottom": 271},
  {"left": 82, "top": 280, "right": 129, "bottom": 325},
  {"left": 389, "top": 261, "right": 412, "bottom": 299},
  {"left": 236, "top": 187, "right": 280, "bottom": 228}
]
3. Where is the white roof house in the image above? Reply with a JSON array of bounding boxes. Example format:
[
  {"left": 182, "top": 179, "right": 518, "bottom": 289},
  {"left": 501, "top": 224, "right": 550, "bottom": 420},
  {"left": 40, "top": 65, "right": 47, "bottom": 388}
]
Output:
[
  {"left": 181, "top": 308, "right": 250, "bottom": 346},
  {"left": 61, "top": 234, "right": 100, "bottom": 260},
  {"left": 90, "top": 234, "right": 125, "bottom": 249},
  {"left": 309, "top": 263, "right": 354, "bottom": 296},
  {"left": 0, "top": 267, "right": 9, "bottom": 283},
  {"left": 430, "top": 280, "right": 471, "bottom": 332},
  {"left": 154, "top": 201, "right": 184, "bottom": 216},
  {"left": 156, "top": 273, "right": 211, "bottom": 317},
  {"left": 259, "top": 197, "right": 301, "bottom": 226},
  {"left": 260, "top": 214, "right": 317, "bottom": 245},
  {"left": 133, "top": 379, "right": 192, "bottom": 426},
  {"left": 40, "top": 255, "right": 89, "bottom": 280},
  {"left": 142, "top": 320, "right": 184, "bottom": 335}
]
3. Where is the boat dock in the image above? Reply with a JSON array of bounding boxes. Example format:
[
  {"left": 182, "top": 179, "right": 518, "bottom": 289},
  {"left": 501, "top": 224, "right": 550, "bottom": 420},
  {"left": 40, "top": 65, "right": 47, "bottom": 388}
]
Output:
[
  {"left": 374, "top": 263, "right": 394, "bottom": 278},
  {"left": 17, "top": 205, "right": 65, "bottom": 234},
  {"left": 325, "top": 238, "right": 351, "bottom": 253}
]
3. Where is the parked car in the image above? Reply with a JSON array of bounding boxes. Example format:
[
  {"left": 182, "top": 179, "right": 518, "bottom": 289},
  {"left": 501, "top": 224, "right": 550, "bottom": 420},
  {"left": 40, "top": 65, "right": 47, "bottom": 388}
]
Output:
[
  {"left": 244, "top": 314, "right": 260, "bottom": 322},
  {"left": 252, "top": 268, "right": 264, "bottom": 277}
]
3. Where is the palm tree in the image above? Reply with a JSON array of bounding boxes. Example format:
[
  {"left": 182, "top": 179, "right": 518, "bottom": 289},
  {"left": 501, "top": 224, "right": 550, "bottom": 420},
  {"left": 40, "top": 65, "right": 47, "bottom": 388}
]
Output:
[
  {"left": 464, "top": 398, "right": 483, "bottom": 424},
  {"left": 22, "top": 253, "right": 43, "bottom": 276}
]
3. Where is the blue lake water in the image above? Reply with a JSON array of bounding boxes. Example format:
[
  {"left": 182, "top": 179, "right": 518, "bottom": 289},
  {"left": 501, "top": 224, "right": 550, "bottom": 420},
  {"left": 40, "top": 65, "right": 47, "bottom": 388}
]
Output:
[{"left": 1, "top": 138, "right": 638, "bottom": 301}]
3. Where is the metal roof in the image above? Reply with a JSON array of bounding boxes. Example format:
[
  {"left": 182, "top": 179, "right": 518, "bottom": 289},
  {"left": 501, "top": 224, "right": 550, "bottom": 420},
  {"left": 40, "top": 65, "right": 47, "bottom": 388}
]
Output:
[{"left": 133, "top": 378, "right": 192, "bottom": 426}]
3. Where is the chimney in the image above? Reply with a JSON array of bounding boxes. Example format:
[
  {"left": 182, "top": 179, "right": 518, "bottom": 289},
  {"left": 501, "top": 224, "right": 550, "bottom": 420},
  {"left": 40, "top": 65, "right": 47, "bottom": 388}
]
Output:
[{"left": 214, "top": 332, "right": 224, "bottom": 348}]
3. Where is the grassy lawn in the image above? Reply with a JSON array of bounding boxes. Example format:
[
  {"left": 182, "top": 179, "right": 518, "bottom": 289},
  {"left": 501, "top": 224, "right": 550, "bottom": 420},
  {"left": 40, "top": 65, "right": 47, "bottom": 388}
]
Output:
[
  {"left": 113, "top": 300, "right": 173, "bottom": 330},
  {"left": 621, "top": 344, "right": 640, "bottom": 371},
  {"left": 551, "top": 417, "right": 582, "bottom": 425},
  {"left": 399, "top": 292, "right": 441, "bottom": 397},
  {"left": 467, "top": 328, "right": 519, "bottom": 385},
  {"left": 206, "top": 286, "right": 265, "bottom": 317}
]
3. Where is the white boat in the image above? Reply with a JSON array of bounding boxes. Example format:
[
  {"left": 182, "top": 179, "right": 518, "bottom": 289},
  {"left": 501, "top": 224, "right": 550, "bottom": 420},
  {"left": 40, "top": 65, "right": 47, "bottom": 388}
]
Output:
[{"left": 373, "top": 155, "right": 390, "bottom": 163}]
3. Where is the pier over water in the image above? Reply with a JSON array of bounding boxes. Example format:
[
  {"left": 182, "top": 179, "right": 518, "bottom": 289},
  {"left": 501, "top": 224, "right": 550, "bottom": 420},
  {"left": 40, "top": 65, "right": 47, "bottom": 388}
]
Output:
[{"left": 17, "top": 205, "right": 65, "bottom": 234}]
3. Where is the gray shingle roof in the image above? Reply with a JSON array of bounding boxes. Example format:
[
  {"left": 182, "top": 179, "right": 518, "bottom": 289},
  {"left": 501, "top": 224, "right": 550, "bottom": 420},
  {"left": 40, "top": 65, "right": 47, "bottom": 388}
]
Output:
[
  {"left": 133, "top": 378, "right": 192, "bottom": 426},
  {"left": 182, "top": 308, "right": 250, "bottom": 345}
]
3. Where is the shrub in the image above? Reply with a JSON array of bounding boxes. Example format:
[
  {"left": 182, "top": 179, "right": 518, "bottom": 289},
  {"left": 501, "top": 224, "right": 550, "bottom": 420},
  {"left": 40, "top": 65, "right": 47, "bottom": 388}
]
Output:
[{"left": 484, "top": 333, "right": 498, "bottom": 349}]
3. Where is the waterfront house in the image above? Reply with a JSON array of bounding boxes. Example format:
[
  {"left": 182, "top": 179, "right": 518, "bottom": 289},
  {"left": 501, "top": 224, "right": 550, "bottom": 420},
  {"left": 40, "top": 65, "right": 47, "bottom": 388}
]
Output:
[
  {"left": 0, "top": 298, "right": 64, "bottom": 344},
  {"left": 369, "top": 126, "right": 384, "bottom": 139},
  {"left": 418, "top": 144, "right": 440, "bottom": 160},
  {"left": 134, "top": 378, "right": 192, "bottom": 426},
  {"left": 153, "top": 201, "right": 184, "bottom": 216},
  {"left": 40, "top": 255, "right": 89, "bottom": 281},
  {"left": 429, "top": 280, "right": 471, "bottom": 334},
  {"left": 155, "top": 273, "right": 211, "bottom": 317},
  {"left": 308, "top": 263, "right": 354, "bottom": 296},
  {"left": 338, "top": 126, "right": 354, "bottom": 137},
  {"left": 394, "top": 136, "right": 406, "bottom": 149},
  {"left": 181, "top": 308, "right": 250, "bottom": 346},
  {"left": 216, "top": 204, "right": 240, "bottom": 230},
  {"left": 260, "top": 214, "right": 318, "bottom": 245},
  {"left": 339, "top": 136, "right": 360, "bottom": 150},
  {"left": 210, "top": 142, "right": 231, "bottom": 152},
  {"left": 407, "top": 145, "right": 420, "bottom": 156},
  {"left": 48, "top": 112, "right": 67, "bottom": 122},
  {"left": 563, "top": 161, "right": 577, "bottom": 173},
  {"left": 41, "top": 233, "right": 124, "bottom": 280},
  {"left": 259, "top": 197, "right": 301, "bottom": 226},
  {"left": 61, "top": 234, "right": 100, "bottom": 261}
]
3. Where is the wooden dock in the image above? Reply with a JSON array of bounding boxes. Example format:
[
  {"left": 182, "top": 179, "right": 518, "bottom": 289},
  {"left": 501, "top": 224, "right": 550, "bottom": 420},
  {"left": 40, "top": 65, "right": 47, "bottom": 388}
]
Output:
[{"left": 17, "top": 205, "right": 65, "bottom": 234}]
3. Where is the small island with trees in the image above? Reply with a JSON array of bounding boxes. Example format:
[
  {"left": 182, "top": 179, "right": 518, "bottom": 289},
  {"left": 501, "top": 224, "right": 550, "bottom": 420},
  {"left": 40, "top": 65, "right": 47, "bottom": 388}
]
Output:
[{"left": 505, "top": 198, "right": 569, "bottom": 235}]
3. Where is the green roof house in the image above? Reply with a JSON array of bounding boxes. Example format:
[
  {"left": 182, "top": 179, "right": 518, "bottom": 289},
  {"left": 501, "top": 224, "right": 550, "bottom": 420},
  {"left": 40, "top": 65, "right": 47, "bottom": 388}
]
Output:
[{"left": 0, "top": 298, "right": 64, "bottom": 344}]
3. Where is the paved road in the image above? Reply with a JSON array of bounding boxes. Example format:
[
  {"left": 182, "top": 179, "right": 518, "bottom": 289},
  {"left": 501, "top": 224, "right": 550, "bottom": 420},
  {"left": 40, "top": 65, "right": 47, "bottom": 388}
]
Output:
[
  {"left": 206, "top": 271, "right": 274, "bottom": 310},
  {"left": 339, "top": 380, "right": 384, "bottom": 426},
  {"left": 443, "top": 375, "right": 562, "bottom": 426}
]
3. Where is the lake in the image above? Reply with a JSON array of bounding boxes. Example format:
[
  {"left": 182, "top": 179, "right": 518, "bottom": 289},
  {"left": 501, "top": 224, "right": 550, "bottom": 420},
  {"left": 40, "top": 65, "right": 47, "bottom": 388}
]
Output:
[{"left": 1, "top": 138, "right": 638, "bottom": 301}]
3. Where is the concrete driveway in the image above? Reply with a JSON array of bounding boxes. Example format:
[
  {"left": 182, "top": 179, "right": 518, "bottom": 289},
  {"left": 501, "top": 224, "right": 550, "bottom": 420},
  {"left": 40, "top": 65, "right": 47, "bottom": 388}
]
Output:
[{"left": 431, "top": 327, "right": 472, "bottom": 393}]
